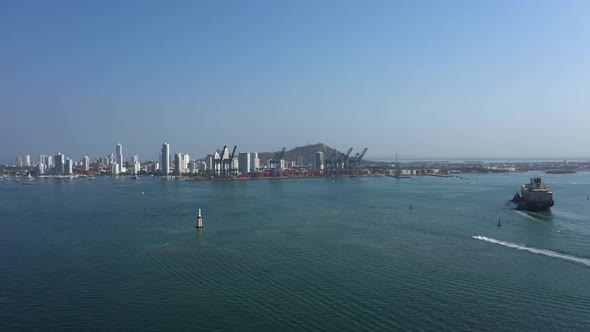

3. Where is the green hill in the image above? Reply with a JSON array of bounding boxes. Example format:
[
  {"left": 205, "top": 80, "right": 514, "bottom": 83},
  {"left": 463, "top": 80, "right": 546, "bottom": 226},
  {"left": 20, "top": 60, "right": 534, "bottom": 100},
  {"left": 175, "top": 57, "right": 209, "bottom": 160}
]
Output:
[{"left": 259, "top": 143, "right": 346, "bottom": 166}]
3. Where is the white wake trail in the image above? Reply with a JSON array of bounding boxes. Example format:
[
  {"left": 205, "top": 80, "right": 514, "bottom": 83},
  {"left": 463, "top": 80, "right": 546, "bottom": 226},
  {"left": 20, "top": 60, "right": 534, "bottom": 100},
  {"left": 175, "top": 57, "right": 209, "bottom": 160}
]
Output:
[
  {"left": 472, "top": 235, "right": 590, "bottom": 267},
  {"left": 514, "top": 210, "right": 538, "bottom": 220}
]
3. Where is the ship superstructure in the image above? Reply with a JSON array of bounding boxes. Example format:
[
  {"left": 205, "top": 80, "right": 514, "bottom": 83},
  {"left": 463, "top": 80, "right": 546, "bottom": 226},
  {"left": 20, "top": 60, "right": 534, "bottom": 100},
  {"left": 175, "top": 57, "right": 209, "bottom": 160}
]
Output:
[{"left": 511, "top": 176, "right": 554, "bottom": 211}]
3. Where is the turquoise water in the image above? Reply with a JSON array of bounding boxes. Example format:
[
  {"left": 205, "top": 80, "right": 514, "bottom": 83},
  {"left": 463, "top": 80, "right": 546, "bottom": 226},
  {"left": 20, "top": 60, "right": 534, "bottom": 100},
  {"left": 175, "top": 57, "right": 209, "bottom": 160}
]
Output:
[{"left": 1, "top": 173, "right": 589, "bottom": 331}]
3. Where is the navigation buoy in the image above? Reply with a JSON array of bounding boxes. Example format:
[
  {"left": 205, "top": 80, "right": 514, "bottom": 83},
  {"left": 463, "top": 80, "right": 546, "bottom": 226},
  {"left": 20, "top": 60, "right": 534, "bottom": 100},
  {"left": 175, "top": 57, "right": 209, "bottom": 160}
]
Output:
[
  {"left": 409, "top": 203, "right": 413, "bottom": 210},
  {"left": 144, "top": 208, "right": 147, "bottom": 214},
  {"left": 196, "top": 208, "right": 203, "bottom": 228},
  {"left": 141, "top": 192, "right": 145, "bottom": 195},
  {"left": 497, "top": 218, "right": 502, "bottom": 227}
]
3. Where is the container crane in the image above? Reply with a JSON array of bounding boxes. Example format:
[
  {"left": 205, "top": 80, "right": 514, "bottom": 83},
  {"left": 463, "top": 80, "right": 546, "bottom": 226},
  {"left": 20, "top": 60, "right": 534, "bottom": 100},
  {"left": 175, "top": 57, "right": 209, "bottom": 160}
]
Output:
[
  {"left": 224, "top": 145, "right": 237, "bottom": 178},
  {"left": 339, "top": 148, "right": 353, "bottom": 174},
  {"left": 270, "top": 147, "right": 286, "bottom": 176},
  {"left": 214, "top": 145, "right": 226, "bottom": 178}
]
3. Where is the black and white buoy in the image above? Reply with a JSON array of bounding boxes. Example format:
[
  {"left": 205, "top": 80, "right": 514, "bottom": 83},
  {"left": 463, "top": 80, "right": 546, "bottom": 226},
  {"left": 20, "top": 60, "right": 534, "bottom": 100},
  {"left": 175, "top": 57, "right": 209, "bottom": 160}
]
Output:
[{"left": 196, "top": 208, "right": 203, "bottom": 228}]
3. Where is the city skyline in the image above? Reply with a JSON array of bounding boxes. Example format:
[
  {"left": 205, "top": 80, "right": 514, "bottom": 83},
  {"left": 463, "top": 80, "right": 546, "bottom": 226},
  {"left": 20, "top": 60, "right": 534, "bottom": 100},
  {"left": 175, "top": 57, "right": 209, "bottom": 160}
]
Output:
[{"left": 1, "top": 1, "right": 590, "bottom": 162}]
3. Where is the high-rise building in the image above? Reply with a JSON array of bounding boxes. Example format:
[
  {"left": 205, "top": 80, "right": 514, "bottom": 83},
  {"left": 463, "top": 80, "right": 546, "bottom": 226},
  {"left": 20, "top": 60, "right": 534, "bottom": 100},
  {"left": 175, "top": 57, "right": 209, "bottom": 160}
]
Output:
[
  {"left": 314, "top": 151, "right": 324, "bottom": 170},
  {"left": 16, "top": 156, "right": 23, "bottom": 167},
  {"left": 298, "top": 156, "right": 303, "bottom": 166},
  {"left": 65, "top": 158, "right": 73, "bottom": 175},
  {"left": 24, "top": 155, "right": 31, "bottom": 167},
  {"left": 206, "top": 155, "right": 214, "bottom": 170},
  {"left": 55, "top": 153, "right": 65, "bottom": 175},
  {"left": 238, "top": 152, "right": 250, "bottom": 173},
  {"left": 83, "top": 156, "right": 90, "bottom": 172},
  {"left": 198, "top": 161, "right": 207, "bottom": 172},
  {"left": 184, "top": 154, "right": 190, "bottom": 171},
  {"left": 131, "top": 155, "right": 139, "bottom": 165},
  {"left": 152, "top": 162, "right": 159, "bottom": 173},
  {"left": 116, "top": 143, "right": 123, "bottom": 167},
  {"left": 174, "top": 153, "right": 183, "bottom": 175},
  {"left": 231, "top": 157, "right": 238, "bottom": 173},
  {"left": 132, "top": 162, "right": 140, "bottom": 175},
  {"left": 249, "top": 152, "right": 259, "bottom": 171},
  {"left": 161, "top": 143, "right": 170, "bottom": 175},
  {"left": 214, "top": 151, "right": 221, "bottom": 174},
  {"left": 111, "top": 163, "right": 120, "bottom": 175},
  {"left": 46, "top": 155, "right": 53, "bottom": 169},
  {"left": 35, "top": 163, "right": 46, "bottom": 176}
]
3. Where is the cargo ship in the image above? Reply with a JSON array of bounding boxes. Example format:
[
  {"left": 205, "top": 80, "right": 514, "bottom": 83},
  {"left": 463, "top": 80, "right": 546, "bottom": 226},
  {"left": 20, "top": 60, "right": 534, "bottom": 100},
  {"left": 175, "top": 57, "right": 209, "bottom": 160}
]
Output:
[{"left": 511, "top": 176, "right": 554, "bottom": 211}]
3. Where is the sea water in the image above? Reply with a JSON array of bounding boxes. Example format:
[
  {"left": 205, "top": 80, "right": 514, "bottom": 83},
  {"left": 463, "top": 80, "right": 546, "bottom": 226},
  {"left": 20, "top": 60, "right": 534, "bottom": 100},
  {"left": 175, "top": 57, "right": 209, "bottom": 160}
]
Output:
[{"left": 0, "top": 172, "right": 589, "bottom": 330}]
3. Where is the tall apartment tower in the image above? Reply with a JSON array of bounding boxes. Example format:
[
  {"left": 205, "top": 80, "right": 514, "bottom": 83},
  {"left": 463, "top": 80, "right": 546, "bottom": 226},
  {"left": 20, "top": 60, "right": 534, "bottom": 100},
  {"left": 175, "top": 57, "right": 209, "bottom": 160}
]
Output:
[
  {"left": 65, "top": 158, "right": 73, "bottom": 175},
  {"left": 314, "top": 151, "right": 324, "bottom": 170},
  {"left": 249, "top": 152, "right": 259, "bottom": 171},
  {"left": 55, "top": 153, "right": 65, "bottom": 175},
  {"left": 238, "top": 152, "right": 250, "bottom": 173},
  {"left": 161, "top": 143, "right": 170, "bottom": 175},
  {"left": 174, "top": 153, "right": 183, "bottom": 175},
  {"left": 116, "top": 143, "right": 123, "bottom": 167},
  {"left": 83, "top": 156, "right": 90, "bottom": 172}
]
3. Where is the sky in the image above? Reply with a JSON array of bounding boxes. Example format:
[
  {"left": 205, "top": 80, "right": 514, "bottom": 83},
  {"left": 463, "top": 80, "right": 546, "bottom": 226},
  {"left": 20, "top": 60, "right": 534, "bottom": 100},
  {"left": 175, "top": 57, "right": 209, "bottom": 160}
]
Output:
[{"left": 1, "top": 0, "right": 589, "bottom": 163}]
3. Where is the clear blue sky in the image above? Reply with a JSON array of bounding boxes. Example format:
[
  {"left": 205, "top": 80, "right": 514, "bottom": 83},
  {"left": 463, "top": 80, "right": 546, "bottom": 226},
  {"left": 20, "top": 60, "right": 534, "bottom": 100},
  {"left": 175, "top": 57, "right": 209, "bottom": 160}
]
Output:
[{"left": 1, "top": 0, "right": 589, "bottom": 162}]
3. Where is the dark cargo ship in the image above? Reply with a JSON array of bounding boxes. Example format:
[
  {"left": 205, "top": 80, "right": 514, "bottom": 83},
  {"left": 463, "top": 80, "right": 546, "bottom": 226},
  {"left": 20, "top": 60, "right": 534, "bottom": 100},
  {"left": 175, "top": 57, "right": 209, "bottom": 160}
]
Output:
[{"left": 511, "top": 177, "right": 554, "bottom": 211}]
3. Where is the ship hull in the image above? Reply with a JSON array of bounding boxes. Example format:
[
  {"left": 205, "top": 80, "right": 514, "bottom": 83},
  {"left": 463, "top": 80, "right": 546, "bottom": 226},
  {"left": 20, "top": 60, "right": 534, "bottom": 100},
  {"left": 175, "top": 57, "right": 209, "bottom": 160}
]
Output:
[{"left": 515, "top": 201, "right": 554, "bottom": 212}]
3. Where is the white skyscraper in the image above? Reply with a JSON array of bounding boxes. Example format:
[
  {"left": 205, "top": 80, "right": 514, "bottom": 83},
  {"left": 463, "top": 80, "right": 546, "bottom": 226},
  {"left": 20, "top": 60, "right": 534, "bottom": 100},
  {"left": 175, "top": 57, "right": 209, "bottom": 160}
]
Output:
[
  {"left": 298, "top": 156, "right": 303, "bottom": 166},
  {"left": 16, "top": 156, "right": 23, "bottom": 167},
  {"left": 207, "top": 155, "right": 214, "bottom": 171},
  {"left": 65, "top": 158, "right": 73, "bottom": 175},
  {"left": 39, "top": 155, "right": 47, "bottom": 167},
  {"left": 214, "top": 151, "right": 221, "bottom": 174},
  {"left": 232, "top": 157, "right": 238, "bottom": 172},
  {"left": 174, "top": 153, "right": 183, "bottom": 175},
  {"left": 249, "top": 152, "right": 259, "bottom": 171},
  {"left": 238, "top": 152, "right": 250, "bottom": 173},
  {"left": 189, "top": 162, "right": 197, "bottom": 174},
  {"left": 36, "top": 163, "right": 46, "bottom": 176},
  {"left": 132, "top": 162, "right": 140, "bottom": 175},
  {"left": 24, "top": 155, "right": 31, "bottom": 167},
  {"left": 116, "top": 143, "right": 123, "bottom": 167},
  {"left": 46, "top": 155, "right": 53, "bottom": 169},
  {"left": 161, "top": 143, "right": 170, "bottom": 175},
  {"left": 55, "top": 153, "right": 65, "bottom": 175},
  {"left": 314, "top": 151, "right": 324, "bottom": 170},
  {"left": 131, "top": 155, "right": 139, "bottom": 164},
  {"left": 111, "top": 163, "right": 120, "bottom": 175},
  {"left": 83, "top": 156, "right": 90, "bottom": 172},
  {"left": 184, "top": 154, "right": 190, "bottom": 171}
]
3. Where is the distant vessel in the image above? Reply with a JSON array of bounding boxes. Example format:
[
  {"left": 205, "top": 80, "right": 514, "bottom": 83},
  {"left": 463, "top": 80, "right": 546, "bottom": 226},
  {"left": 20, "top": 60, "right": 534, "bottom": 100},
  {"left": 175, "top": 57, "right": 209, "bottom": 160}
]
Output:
[{"left": 511, "top": 177, "right": 554, "bottom": 212}]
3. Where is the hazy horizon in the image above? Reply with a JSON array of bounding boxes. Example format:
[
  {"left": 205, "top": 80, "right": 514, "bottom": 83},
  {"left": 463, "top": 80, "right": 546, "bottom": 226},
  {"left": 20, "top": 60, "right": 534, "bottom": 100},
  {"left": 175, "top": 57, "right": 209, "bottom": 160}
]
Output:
[{"left": 2, "top": 1, "right": 589, "bottom": 163}]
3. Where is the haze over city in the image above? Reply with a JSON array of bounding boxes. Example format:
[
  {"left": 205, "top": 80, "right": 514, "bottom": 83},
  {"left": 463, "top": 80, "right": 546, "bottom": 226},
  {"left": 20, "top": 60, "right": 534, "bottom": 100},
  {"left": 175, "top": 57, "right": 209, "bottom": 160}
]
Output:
[{"left": 1, "top": 1, "right": 589, "bottom": 162}]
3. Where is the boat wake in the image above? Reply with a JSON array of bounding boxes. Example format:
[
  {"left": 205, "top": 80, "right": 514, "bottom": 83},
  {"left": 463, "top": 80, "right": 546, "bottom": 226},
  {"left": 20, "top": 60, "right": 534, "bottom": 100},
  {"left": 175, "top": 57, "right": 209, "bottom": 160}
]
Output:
[
  {"left": 472, "top": 235, "right": 590, "bottom": 267},
  {"left": 514, "top": 210, "right": 538, "bottom": 220}
]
